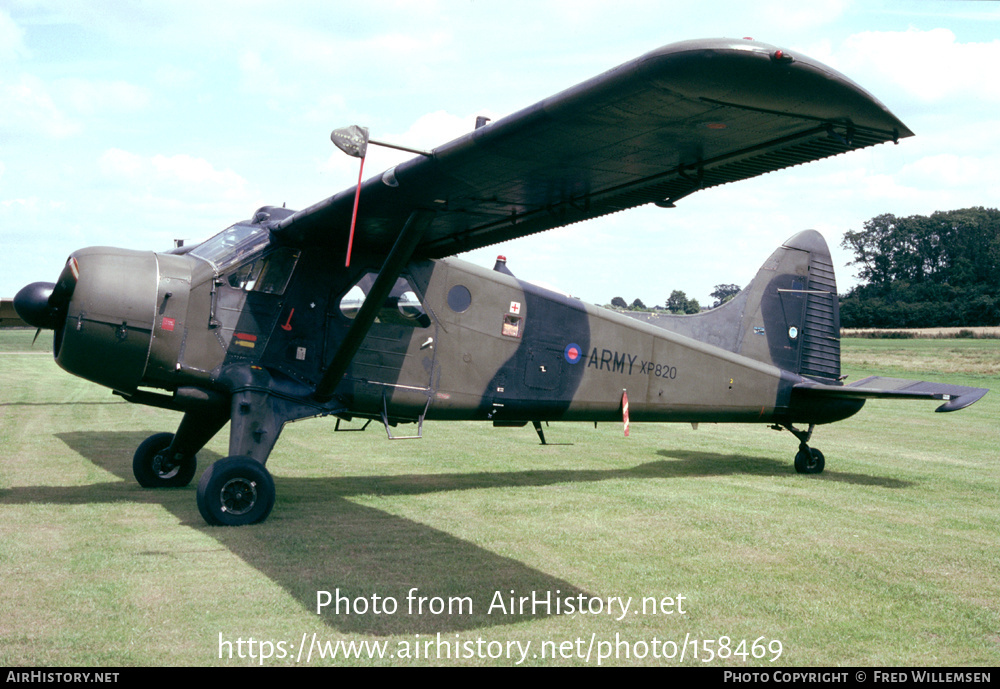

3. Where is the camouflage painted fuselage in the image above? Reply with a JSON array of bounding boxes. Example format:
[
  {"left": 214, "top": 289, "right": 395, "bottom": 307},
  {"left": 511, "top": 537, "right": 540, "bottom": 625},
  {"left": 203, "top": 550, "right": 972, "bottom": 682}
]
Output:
[{"left": 50, "top": 227, "right": 859, "bottom": 434}]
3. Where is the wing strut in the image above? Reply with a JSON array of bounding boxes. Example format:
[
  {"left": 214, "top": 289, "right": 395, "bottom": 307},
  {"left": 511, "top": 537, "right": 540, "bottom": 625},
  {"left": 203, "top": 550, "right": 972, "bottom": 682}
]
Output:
[{"left": 313, "top": 209, "right": 436, "bottom": 402}]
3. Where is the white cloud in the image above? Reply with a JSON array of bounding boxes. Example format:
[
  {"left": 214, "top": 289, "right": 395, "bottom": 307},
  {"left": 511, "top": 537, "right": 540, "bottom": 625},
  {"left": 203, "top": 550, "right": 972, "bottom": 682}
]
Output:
[
  {"left": 151, "top": 153, "right": 248, "bottom": 199},
  {"left": 239, "top": 50, "right": 297, "bottom": 104},
  {"left": 833, "top": 28, "right": 1000, "bottom": 105},
  {"left": 98, "top": 148, "right": 143, "bottom": 177},
  {"left": 0, "top": 8, "right": 28, "bottom": 64},
  {"left": 1, "top": 196, "right": 39, "bottom": 210},
  {"left": 0, "top": 73, "right": 79, "bottom": 138},
  {"left": 756, "top": 0, "right": 852, "bottom": 31},
  {"left": 153, "top": 63, "right": 198, "bottom": 90},
  {"left": 99, "top": 148, "right": 250, "bottom": 202},
  {"left": 900, "top": 153, "right": 1000, "bottom": 189},
  {"left": 58, "top": 78, "right": 151, "bottom": 116},
  {"left": 391, "top": 110, "right": 484, "bottom": 150},
  {"left": 892, "top": 152, "right": 1000, "bottom": 216}
]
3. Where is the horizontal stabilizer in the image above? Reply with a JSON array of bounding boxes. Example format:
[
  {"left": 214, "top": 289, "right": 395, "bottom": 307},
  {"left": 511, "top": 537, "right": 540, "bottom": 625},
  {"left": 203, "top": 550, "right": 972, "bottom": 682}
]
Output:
[{"left": 794, "top": 376, "right": 988, "bottom": 413}]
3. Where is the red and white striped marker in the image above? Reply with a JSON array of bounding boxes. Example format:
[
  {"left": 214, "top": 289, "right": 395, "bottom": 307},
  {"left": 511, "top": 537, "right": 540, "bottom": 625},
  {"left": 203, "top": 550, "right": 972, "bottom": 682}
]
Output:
[{"left": 622, "top": 389, "right": 630, "bottom": 437}]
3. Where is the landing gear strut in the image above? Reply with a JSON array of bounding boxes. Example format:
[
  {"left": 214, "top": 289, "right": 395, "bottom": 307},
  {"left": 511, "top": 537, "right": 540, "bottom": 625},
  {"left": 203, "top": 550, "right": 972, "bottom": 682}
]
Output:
[
  {"left": 777, "top": 423, "right": 825, "bottom": 474},
  {"left": 127, "top": 365, "right": 341, "bottom": 526}
]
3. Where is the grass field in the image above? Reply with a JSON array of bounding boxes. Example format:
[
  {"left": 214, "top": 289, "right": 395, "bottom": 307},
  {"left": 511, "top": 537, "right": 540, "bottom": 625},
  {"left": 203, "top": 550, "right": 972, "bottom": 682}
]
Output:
[{"left": 1, "top": 332, "right": 997, "bottom": 666}]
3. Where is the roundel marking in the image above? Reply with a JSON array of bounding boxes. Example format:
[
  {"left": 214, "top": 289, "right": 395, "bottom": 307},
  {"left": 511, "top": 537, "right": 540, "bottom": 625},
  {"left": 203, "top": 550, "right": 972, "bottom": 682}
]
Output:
[{"left": 564, "top": 343, "right": 583, "bottom": 364}]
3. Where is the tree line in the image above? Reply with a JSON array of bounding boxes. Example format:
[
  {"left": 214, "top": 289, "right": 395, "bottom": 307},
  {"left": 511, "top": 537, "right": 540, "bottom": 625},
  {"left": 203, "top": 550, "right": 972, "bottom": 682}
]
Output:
[
  {"left": 607, "top": 207, "right": 999, "bottom": 329},
  {"left": 609, "top": 284, "right": 740, "bottom": 314},
  {"left": 839, "top": 207, "right": 1000, "bottom": 328}
]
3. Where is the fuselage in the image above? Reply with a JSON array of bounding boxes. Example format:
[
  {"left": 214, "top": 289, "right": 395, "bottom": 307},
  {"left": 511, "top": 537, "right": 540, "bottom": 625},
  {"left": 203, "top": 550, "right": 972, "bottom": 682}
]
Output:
[{"left": 37, "top": 223, "right": 863, "bottom": 430}]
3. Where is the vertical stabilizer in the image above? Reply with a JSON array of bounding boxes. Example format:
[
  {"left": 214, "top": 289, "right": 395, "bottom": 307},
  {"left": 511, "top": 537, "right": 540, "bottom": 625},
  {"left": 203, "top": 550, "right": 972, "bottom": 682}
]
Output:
[
  {"left": 735, "top": 230, "right": 841, "bottom": 382},
  {"left": 626, "top": 230, "right": 841, "bottom": 383}
]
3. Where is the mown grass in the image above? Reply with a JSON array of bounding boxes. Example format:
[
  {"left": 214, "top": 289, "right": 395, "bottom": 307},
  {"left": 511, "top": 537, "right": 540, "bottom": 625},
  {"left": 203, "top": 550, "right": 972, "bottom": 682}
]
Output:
[
  {"left": 0, "top": 328, "right": 53, "bottom": 353},
  {"left": 1, "top": 335, "right": 997, "bottom": 666},
  {"left": 841, "top": 337, "right": 1000, "bottom": 377}
]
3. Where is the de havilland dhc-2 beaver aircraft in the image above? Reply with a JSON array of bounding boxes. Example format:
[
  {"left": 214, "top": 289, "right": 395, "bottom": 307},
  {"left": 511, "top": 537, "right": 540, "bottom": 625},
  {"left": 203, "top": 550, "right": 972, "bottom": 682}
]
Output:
[{"left": 14, "top": 38, "right": 988, "bottom": 526}]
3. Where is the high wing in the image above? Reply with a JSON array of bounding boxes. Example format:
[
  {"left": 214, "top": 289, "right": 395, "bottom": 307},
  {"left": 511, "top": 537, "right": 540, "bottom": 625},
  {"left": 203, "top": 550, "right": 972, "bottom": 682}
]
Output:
[{"left": 272, "top": 38, "right": 912, "bottom": 257}]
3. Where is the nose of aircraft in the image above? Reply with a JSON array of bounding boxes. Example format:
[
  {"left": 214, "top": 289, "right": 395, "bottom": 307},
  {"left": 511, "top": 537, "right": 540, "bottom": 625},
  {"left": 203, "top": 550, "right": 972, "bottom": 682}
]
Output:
[
  {"left": 14, "top": 257, "right": 79, "bottom": 343},
  {"left": 18, "top": 248, "right": 160, "bottom": 394},
  {"left": 13, "top": 281, "right": 64, "bottom": 330}
]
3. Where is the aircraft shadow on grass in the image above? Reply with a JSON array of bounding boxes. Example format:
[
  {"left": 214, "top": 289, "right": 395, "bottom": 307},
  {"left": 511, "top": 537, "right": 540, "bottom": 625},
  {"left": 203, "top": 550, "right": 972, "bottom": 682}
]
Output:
[
  {"left": 654, "top": 450, "right": 913, "bottom": 489},
  {"left": 1, "top": 430, "right": 911, "bottom": 635}
]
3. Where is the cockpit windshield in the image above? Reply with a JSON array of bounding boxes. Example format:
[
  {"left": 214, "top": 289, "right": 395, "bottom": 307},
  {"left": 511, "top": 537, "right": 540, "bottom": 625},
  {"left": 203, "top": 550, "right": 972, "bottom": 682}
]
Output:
[{"left": 189, "top": 224, "right": 271, "bottom": 272}]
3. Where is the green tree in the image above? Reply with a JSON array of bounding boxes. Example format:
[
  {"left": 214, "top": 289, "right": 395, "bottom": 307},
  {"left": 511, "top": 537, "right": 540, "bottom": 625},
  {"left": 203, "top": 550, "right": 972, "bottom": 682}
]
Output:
[
  {"left": 610, "top": 296, "right": 627, "bottom": 308},
  {"left": 666, "top": 290, "right": 690, "bottom": 314},
  {"left": 710, "top": 284, "right": 740, "bottom": 308},
  {"left": 630, "top": 298, "right": 647, "bottom": 310},
  {"left": 840, "top": 207, "right": 1000, "bottom": 327}
]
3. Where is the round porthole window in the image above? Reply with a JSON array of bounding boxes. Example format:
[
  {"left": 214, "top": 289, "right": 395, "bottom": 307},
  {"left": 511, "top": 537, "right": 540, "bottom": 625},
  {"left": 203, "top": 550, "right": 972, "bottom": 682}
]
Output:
[
  {"left": 447, "top": 285, "right": 472, "bottom": 313},
  {"left": 788, "top": 326, "right": 799, "bottom": 340}
]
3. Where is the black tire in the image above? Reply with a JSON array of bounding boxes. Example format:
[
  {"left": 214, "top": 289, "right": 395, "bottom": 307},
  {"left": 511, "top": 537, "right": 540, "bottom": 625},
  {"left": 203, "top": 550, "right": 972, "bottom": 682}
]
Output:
[
  {"left": 133, "top": 432, "right": 197, "bottom": 488},
  {"left": 197, "top": 456, "right": 275, "bottom": 526},
  {"left": 794, "top": 447, "right": 825, "bottom": 474}
]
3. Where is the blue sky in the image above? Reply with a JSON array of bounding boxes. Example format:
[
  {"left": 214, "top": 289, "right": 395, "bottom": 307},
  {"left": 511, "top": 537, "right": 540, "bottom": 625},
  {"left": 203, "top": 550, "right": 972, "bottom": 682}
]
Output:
[{"left": 2, "top": 1, "right": 999, "bottom": 306}]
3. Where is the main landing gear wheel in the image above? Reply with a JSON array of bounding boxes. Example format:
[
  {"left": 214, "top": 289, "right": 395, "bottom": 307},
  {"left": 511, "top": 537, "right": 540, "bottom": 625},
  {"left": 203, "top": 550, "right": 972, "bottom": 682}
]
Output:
[
  {"left": 133, "top": 432, "right": 197, "bottom": 488},
  {"left": 197, "top": 456, "right": 275, "bottom": 526},
  {"left": 794, "top": 445, "right": 825, "bottom": 474}
]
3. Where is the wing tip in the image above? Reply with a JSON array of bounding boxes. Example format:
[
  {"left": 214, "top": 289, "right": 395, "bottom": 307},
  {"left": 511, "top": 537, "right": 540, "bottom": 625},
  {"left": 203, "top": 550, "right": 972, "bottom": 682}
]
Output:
[{"left": 935, "top": 387, "right": 989, "bottom": 413}]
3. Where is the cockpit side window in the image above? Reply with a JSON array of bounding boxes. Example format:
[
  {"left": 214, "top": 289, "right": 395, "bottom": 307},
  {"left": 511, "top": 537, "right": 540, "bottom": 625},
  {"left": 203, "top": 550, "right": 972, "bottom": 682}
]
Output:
[
  {"left": 252, "top": 248, "right": 300, "bottom": 294},
  {"left": 226, "top": 247, "right": 301, "bottom": 295}
]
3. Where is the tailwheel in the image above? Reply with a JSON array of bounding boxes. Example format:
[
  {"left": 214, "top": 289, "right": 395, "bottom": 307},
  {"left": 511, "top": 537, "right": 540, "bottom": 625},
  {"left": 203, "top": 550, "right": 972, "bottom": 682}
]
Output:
[
  {"left": 197, "top": 456, "right": 275, "bottom": 526},
  {"left": 794, "top": 445, "right": 825, "bottom": 474},
  {"left": 133, "top": 432, "right": 197, "bottom": 488}
]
